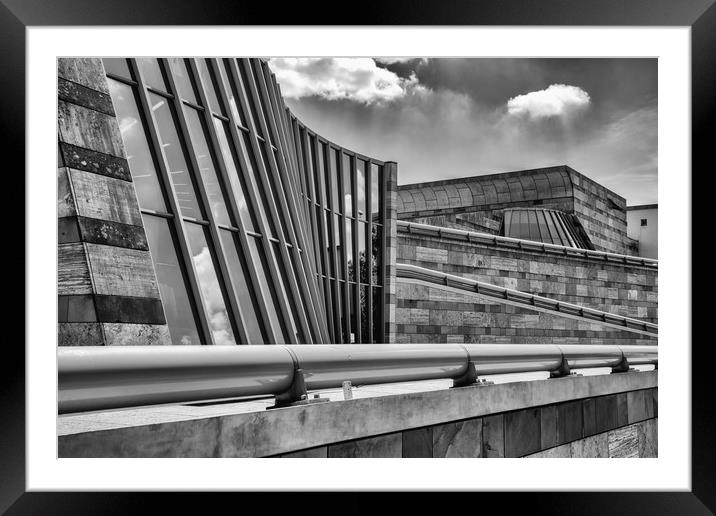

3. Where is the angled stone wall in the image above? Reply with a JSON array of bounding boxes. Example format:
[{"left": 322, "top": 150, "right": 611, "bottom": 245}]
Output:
[
  {"left": 395, "top": 231, "right": 657, "bottom": 345},
  {"left": 57, "top": 58, "right": 169, "bottom": 346}
]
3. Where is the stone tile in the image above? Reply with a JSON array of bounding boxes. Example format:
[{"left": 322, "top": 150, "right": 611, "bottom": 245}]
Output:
[
  {"left": 525, "top": 443, "right": 572, "bottom": 458},
  {"left": 504, "top": 408, "right": 541, "bottom": 457},
  {"left": 637, "top": 419, "right": 658, "bottom": 458},
  {"left": 540, "top": 405, "right": 558, "bottom": 450},
  {"left": 432, "top": 418, "right": 482, "bottom": 458},
  {"left": 557, "top": 400, "right": 582, "bottom": 445},
  {"left": 328, "top": 433, "right": 402, "bottom": 458},
  {"left": 402, "top": 427, "right": 433, "bottom": 457},
  {"left": 102, "top": 322, "right": 171, "bottom": 346},
  {"left": 482, "top": 414, "right": 504, "bottom": 458},
  {"left": 85, "top": 244, "right": 160, "bottom": 298},
  {"left": 582, "top": 398, "right": 597, "bottom": 437},
  {"left": 58, "top": 243, "right": 93, "bottom": 295},
  {"left": 595, "top": 394, "right": 619, "bottom": 434},
  {"left": 616, "top": 392, "right": 629, "bottom": 427},
  {"left": 627, "top": 389, "right": 650, "bottom": 424},
  {"left": 281, "top": 446, "right": 328, "bottom": 458},
  {"left": 58, "top": 322, "right": 104, "bottom": 346},
  {"left": 58, "top": 100, "right": 125, "bottom": 158},
  {"left": 570, "top": 433, "right": 609, "bottom": 458},
  {"left": 58, "top": 58, "right": 109, "bottom": 93},
  {"left": 69, "top": 168, "right": 143, "bottom": 225},
  {"left": 608, "top": 424, "right": 639, "bottom": 458}
]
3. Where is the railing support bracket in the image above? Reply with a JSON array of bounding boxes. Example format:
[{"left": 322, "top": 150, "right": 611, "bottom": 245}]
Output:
[
  {"left": 550, "top": 357, "right": 572, "bottom": 378},
  {"left": 611, "top": 356, "right": 636, "bottom": 374},
  {"left": 268, "top": 368, "right": 329, "bottom": 409},
  {"left": 452, "top": 361, "right": 479, "bottom": 388}
]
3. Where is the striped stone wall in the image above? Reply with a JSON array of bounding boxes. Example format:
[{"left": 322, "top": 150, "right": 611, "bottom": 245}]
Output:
[
  {"left": 57, "top": 58, "right": 169, "bottom": 346},
  {"left": 278, "top": 387, "right": 657, "bottom": 458},
  {"left": 383, "top": 162, "right": 399, "bottom": 342},
  {"left": 395, "top": 232, "right": 657, "bottom": 345}
]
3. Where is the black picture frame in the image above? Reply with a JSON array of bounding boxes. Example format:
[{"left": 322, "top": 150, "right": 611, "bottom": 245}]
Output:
[{"left": 4, "top": 0, "right": 712, "bottom": 513}]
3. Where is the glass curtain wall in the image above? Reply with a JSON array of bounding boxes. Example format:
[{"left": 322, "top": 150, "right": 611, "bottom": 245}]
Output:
[{"left": 103, "top": 57, "right": 387, "bottom": 345}]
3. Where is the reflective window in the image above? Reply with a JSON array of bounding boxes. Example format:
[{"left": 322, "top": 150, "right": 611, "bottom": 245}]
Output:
[
  {"left": 142, "top": 215, "right": 201, "bottom": 345},
  {"left": 107, "top": 79, "right": 166, "bottom": 212},
  {"left": 168, "top": 58, "right": 198, "bottom": 104},
  {"left": 334, "top": 214, "right": 343, "bottom": 280},
  {"left": 103, "top": 58, "right": 131, "bottom": 79},
  {"left": 356, "top": 159, "right": 366, "bottom": 220},
  {"left": 528, "top": 210, "right": 540, "bottom": 241},
  {"left": 213, "top": 118, "right": 254, "bottom": 231},
  {"left": 370, "top": 163, "right": 381, "bottom": 221},
  {"left": 372, "top": 286, "right": 383, "bottom": 343},
  {"left": 137, "top": 58, "right": 167, "bottom": 92},
  {"left": 345, "top": 218, "right": 354, "bottom": 281},
  {"left": 183, "top": 106, "right": 231, "bottom": 225},
  {"left": 185, "top": 223, "right": 236, "bottom": 345},
  {"left": 196, "top": 58, "right": 224, "bottom": 115},
  {"left": 331, "top": 148, "right": 341, "bottom": 213},
  {"left": 343, "top": 154, "right": 352, "bottom": 217},
  {"left": 220, "top": 59, "right": 247, "bottom": 127},
  {"left": 315, "top": 140, "right": 327, "bottom": 206},
  {"left": 218, "top": 230, "right": 263, "bottom": 344},
  {"left": 371, "top": 225, "right": 382, "bottom": 285},
  {"left": 358, "top": 221, "right": 368, "bottom": 284},
  {"left": 238, "top": 59, "right": 262, "bottom": 136},
  {"left": 247, "top": 237, "right": 285, "bottom": 343},
  {"left": 150, "top": 93, "right": 203, "bottom": 218},
  {"left": 360, "top": 285, "right": 369, "bottom": 342}
]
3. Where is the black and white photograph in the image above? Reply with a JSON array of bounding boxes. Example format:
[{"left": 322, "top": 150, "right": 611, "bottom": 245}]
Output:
[{"left": 56, "top": 55, "right": 659, "bottom": 459}]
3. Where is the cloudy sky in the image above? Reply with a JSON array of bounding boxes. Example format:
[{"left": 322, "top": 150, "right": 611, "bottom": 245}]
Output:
[{"left": 268, "top": 58, "right": 657, "bottom": 205}]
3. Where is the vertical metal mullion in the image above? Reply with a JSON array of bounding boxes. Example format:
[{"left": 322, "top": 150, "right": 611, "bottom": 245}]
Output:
[
  {"left": 258, "top": 66, "right": 330, "bottom": 343},
  {"left": 205, "top": 57, "right": 281, "bottom": 344},
  {"left": 321, "top": 140, "right": 342, "bottom": 343},
  {"left": 232, "top": 58, "right": 307, "bottom": 343},
  {"left": 380, "top": 163, "right": 390, "bottom": 343},
  {"left": 338, "top": 148, "right": 351, "bottom": 343},
  {"left": 350, "top": 154, "right": 361, "bottom": 343},
  {"left": 183, "top": 57, "right": 274, "bottom": 345},
  {"left": 162, "top": 59, "right": 244, "bottom": 346},
  {"left": 245, "top": 59, "right": 318, "bottom": 343},
  {"left": 365, "top": 161, "right": 374, "bottom": 344},
  {"left": 129, "top": 59, "right": 213, "bottom": 345},
  {"left": 224, "top": 58, "right": 295, "bottom": 343}
]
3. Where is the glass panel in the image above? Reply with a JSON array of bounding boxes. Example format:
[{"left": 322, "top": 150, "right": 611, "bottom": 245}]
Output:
[
  {"left": 220, "top": 59, "right": 247, "bottom": 127},
  {"left": 150, "top": 93, "right": 203, "bottom": 218},
  {"left": 142, "top": 214, "right": 201, "bottom": 345},
  {"left": 238, "top": 131, "right": 273, "bottom": 235},
  {"left": 527, "top": 210, "right": 540, "bottom": 241},
  {"left": 536, "top": 211, "right": 551, "bottom": 243},
  {"left": 218, "top": 229, "right": 263, "bottom": 344},
  {"left": 272, "top": 242, "right": 300, "bottom": 342},
  {"left": 237, "top": 59, "right": 262, "bottom": 136},
  {"left": 196, "top": 58, "right": 224, "bottom": 115},
  {"left": 258, "top": 142, "right": 287, "bottom": 235},
  {"left": 315, "top": 205, "right": 325, "bottom": 274},
  {"left": 325, "top": 210, "right": 334, "bottom": 278},
  {"left": 168, "top": 58, "right": 198, "bottom": 104},
  {"left": 213, "top": 118, "right": 255, "bottom": 231},
  {"left": 331, "top": 281, "right": 342, "bottom": 342},
  {"left": 358, "top": 221, "right": 368, "bottom": 284},
  {"left": 341, "top": 281, "right": 350, "bottom": 343},
  {"left": 103, "top": 58, "right": 131, "bottom": 79},
  {"left": 334, "top": 214, "right": 343, "bottom": 280},
  {"left": 371, "top": 224, "right": 382, "bottom": 285},
  {"left": 549, "top": 211, "right": 569, "bottom": 246},
  {"left": 331, "top": 147, "right": 341, "bottom": 213},
  {"left": 356, "top": 159, "right": 367, "bottom": 220},
  {"left": 247, "top": 236, "right": 285, "bottom": 343},
  {"left": 137, "top": 58, "right": 166, "bottom": 92},
  {"left": 183, "top": 106, "right": 231, "bottom": 225},
  {"left": 360, "top": 285, "right": 369, "bottom": 343},
  {"left": 107, "top": 79, "right": 166, "bottom": 212},
  {"left": 315, "top": 139, "right": 327, "bottom": 207},
  {"left": 343, "top": 153, "right": 353, "bottom": 217},
  {"left": 502, "top": 210, "right": 512, "bottom": 237},
  {"left": 349, "top": 284, "right": 357, "bottom": 343},
  {"left": 518, "top": 210, "right": 529, "bottom": 239},
  {"left": 372, "top": 286, "right": 383, "bottom": 343},
  {"left": 345, "top": 218, "right": 354, "bottom": 281},
  {"left": 370, "top": 163, "right": 381, "bottom": 221},
  {"left": 185, "top": 223, "right": 236, "bottom": 346}
]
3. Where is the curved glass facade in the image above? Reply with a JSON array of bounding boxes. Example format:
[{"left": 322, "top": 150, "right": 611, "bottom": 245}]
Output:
[
  {"left": 103, "top": 58, "right": 388, "bottom": 345},
  {"left": 502, "top": 208, "right": 594, "bottom": 249}
]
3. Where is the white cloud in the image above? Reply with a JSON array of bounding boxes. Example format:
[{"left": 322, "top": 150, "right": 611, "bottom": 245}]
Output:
[
  {"left": 506, "top": 84, "right": 591, "bottom": 119},
  {"left": 268, "top": 58, "right": 424, "bottom": 104}
]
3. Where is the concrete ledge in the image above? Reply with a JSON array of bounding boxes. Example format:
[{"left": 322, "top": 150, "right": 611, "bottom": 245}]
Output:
[{"left": 58, "top": 370, "right": 656, "bottom": 458}]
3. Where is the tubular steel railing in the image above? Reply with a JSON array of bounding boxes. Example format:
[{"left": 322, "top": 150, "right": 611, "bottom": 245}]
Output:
[
  {"left": 58, "top": 344, "right": 657, "bottom": 414},
  {"left": 397, "top": 263, "right": 658, "bottom": 337},
  {"left": 398, "top": 220, "right": 659, "bottom": 268}
]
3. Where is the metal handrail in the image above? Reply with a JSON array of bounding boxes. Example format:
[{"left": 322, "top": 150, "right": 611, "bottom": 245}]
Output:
[
  {"left": 398, "top": 220, "right": 659, "bottom": 268},
  {"left": 397, "top": 263, "right": 658, "bottom": 337},
  {"left": 58, "top": 344, "right": 657, "bottom": 414}
]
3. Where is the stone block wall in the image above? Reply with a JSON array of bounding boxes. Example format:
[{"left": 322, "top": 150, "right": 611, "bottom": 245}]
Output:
[
  {"left": 568, "top": 167, "right": 631, "bottom": 255},
  {"left": 277, "top": 387, "right": 657, "bottom": 458},
  {"left": 383, "top": 162, "right": 399, "bottom": 342},
  {"left": 394, "top": 232, "right": 657, "bottom": 345},
  {"left": 57, "top": 58, "right": 169, "bottom": 346}
]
